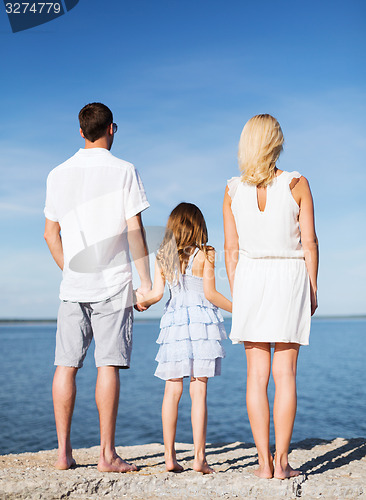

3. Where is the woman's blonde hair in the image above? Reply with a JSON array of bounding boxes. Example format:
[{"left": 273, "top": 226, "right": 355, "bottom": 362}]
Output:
[
  {"left": 238, "top": 114, "right": 284, "bottom": 187},
  {"left": 156, "top": 202, "right": 214, "bottom": 284}
]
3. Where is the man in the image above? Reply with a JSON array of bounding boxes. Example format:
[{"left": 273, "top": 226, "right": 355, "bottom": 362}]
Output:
[{"left": 44, "top": 102, "right": 151, "bottom": 472}]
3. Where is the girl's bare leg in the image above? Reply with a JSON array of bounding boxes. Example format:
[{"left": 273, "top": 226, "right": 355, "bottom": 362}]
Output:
[
  {"left": 272, "top": 343, "right": 301, "bottom": 479},
  {"left": 162, "top": 379, "right": 184, "bottom": 471},
  {"left": 190, "top": 376, "right": 214, "bottom": 474},
  {"left": 244, "top": 342, "right": 273, "bottom": 478}
]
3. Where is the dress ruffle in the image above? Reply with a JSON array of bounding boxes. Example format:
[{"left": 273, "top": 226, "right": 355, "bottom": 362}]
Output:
[
  {"left": 163, "top": 287, "right": 222, "bottom": 310},
  {"left": 155, "top": 358, "right": 222, "bottom": 380},
  {"left": 160, "top": 304, "right": 224, "bottom": 328},
  {"left": 227, "top": 176, "right": 241, "bottom": 200},
  {"left": 157, "top": 322, "right": 226, "bottom": 344},
  {"left": 156, "top": 338, "right": 225, "bottom": 363},
  {"left": 155, "top": 258, "right": 227, "bottom": 381}
]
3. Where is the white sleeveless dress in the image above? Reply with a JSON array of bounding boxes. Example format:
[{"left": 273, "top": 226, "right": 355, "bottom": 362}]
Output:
[
  {"left": 228, "top": 171, "right": 311, "bottom": 345},
  {"left": 155, "top": 248, "right": 227, "bottom": 380}
]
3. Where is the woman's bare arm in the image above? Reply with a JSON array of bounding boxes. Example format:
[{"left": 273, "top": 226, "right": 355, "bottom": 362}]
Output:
[
  {"left": 293, "top": 176, "right": 319, "bottom": 315},
  {"left": 223, "top": 186, "right": 239, "bottom": 296},
  {"left": 203, "top": 250, "right": 232, "bottom": 312}
]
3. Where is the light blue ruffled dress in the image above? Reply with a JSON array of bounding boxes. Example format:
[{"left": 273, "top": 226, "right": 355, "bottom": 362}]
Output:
[{"left": 155, "top": 247, "right": 227, "bottom": 380}]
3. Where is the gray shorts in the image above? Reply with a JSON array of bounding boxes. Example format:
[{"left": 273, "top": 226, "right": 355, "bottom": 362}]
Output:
[{"left": 55, "top": 282, "right": 133, "bottom": 369}]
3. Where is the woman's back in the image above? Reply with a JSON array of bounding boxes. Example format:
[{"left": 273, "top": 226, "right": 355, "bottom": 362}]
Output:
[{"left": 228, "top": 170, "right": 304, "bottom": 259}]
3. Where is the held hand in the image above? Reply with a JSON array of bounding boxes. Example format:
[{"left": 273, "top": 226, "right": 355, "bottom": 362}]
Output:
[
  {"left": 133, "top": 288, "right": 150, "bottom": 312},
  {"left": 133, "top": 289, "right": 148, "bottom": 312}
]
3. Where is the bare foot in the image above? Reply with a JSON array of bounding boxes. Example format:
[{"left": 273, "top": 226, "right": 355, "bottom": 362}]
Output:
[
  {"left": 253, "top": 464, "right": 273, "bottom": 479},
  {"left": 98, "top": 454, "right": 139, "bottom": 473},
  {"left": 165, "top": 451, "right": 184, "bottom": 472},
  {"left": 274, "top": 463, "right": 301, "bottom": 479},
  {"left": 54, "top": 456, "right": 76, "bottom": 470},
  {"left": 165, "top": 458, "right": 184, "bottom": 472},
  {"left": 193, "top": 459, "right": 215, "bottom": 474}
]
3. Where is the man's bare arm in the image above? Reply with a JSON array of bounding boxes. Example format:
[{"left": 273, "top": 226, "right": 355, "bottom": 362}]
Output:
[
  {"left": 127, "top": 213, "right": 152, "bottom": 295},
  {"left": 44, "top": 218, "right": 64, "bottom": 270}
]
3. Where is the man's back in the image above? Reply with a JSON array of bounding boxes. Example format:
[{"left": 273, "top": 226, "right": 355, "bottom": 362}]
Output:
[{"left": 45, "top": 147, "right": 149, "bottom": 302}]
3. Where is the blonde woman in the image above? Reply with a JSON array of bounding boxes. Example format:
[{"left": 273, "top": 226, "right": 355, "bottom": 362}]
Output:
[{"left": 223, "top": 114, "right": 318, "bottom": 479}]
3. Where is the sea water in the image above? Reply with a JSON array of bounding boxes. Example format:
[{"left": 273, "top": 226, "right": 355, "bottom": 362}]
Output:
[{"left": 0, "top": 318, "right": 365, "bottom": 455}]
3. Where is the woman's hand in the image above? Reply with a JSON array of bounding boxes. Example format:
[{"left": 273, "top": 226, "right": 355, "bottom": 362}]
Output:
[{"left": 310, "top": 287, "right": 318, "bottom": 316}]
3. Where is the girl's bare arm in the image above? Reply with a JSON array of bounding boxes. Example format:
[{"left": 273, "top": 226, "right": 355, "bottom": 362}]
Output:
[
  {"left": 136, "top": 259, "right": 165, "bottom": 308},
  {"left": 203, "top": 250, "right": 232, "bottom": 312}
]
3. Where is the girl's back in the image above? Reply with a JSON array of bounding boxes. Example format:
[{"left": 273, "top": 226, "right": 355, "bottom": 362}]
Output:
[{"left": 155, "top": 247, "right": 227, "bottom": 381}]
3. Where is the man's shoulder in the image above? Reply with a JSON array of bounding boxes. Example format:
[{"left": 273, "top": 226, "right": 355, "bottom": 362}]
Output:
[
  {"left": 106, "top": 152, "right": 136, "bottom": 172},
  {"left": 47, "top": 151, "right": 80, "bottom": 179},
  {"left": 48, "top": 150, "right": 136, "bottom": 179}
]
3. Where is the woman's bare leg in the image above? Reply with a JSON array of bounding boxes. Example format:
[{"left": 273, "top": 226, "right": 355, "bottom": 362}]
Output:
[
  {"left": 272, "top": 343, "right": 300, "bottom": 479},
  {"left": 190, "top": 377, "right": 214, "bottom": 474},
  {"left": 162, "top": 379, "right": 184, "bottom": 471},
  {"left": 244, "top": 342, "right": 273, "bottom": 478}
]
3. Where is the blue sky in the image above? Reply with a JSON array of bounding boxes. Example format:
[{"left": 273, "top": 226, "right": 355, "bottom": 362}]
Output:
[{"left": 0, "top": 0, "right": 365, "bottom": 318}]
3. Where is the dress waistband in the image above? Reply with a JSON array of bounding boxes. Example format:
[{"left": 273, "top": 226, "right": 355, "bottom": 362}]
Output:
[{"left": 239, "top": 249, "right": 305, "bottom": 260}]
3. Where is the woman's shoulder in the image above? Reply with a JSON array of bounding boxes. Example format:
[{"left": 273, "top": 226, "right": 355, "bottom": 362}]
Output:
[
  {"left": 227, "top": 176, "right": 241, "bottom": 199},
  {"left": 280, "top": 170, "right": 309, "bottom": 189},
  {"left": 285, "top": 171, "right": 310, "bottom": 188},
  {"left": 283, "top": 172, "right": 312, "bottom": 206},
  {"left": 282, "top": 170, "right": 309, "bottom": 181}
]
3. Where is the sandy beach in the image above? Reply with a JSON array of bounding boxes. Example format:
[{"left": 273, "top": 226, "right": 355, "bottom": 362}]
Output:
[{"left": 0, "top": 437, "right": 365, "bottom": 499}]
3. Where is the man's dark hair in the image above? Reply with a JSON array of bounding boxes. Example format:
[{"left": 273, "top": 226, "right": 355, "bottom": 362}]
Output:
[{"left": 78, "top": 103, "right": 113, "bottom": 142}]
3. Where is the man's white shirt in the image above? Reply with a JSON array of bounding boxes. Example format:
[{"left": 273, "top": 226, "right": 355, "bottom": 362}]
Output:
[{"left": 44, "top": 148, "right": 149, "bottom": 302}]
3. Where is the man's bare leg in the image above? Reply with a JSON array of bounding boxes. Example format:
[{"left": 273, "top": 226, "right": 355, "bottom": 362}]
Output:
[
  {"left": 52, "top": 366, "right": 78, "bottom": 470},
  {"left": 96, "top": 366, "right": 138, "bottom": 472}
]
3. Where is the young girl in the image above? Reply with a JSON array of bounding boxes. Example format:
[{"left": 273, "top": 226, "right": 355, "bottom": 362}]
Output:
[{"left": 136, "top": 202, "right": 232, "bottom": 474}]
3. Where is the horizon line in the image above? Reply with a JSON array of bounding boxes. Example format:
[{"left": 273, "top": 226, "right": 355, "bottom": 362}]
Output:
[{"left": 0, "top": 314, "right": 365, "bottom": 324}]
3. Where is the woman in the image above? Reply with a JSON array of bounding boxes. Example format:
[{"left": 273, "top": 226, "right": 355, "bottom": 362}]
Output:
[{"left": 223, "top": 114, "right": 318, "bottom": 479}]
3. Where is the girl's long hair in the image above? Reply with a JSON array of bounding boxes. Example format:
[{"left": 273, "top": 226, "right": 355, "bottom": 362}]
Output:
[
  {"left": 238, "top": 114, "right": 284, "bottom": 187},
  {"left": 156, "top": 202, "right": 213, "bottom": 284}
]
